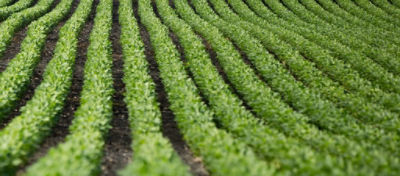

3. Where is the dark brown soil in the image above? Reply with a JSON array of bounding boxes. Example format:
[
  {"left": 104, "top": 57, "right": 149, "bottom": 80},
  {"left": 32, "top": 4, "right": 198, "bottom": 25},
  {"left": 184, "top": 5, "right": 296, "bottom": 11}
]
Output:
[
  {"left": 0, "top": 0, "right": 52, "bottom": 72},
  {"left": 205, "top": 0, "right": 310, "bottom": 117},
  {"left": 179, "top": 0, "right": 253, "bottom": 113},
  {"left": 2, "top": 0, "right": 216, "bottom": 175},
  {"left": 0, "top": 0, "right": 66, "bottom": 130},
  {"left": 100, "top": 0, "right": 132, "bottom": 175},
  {"left": 201, "top": 36, "right": 256, "bottom": 115},
  {"left": 222, "top": 0, "right": 302, "bottom": 83},
  {"left": 15, "top": 0, "right": 94, "bottom": 173},
  {"left": 0, "top": 27, "right": 28, "bottom": 72},
  {"left": 0, "top": 27, "right": 28, "bottom": 130},
  {"left": 157, "top": 9, "right": 210, "bottom": 108},
  {"left": 133, "top": 1, "right": 209, "bottom": 176}
]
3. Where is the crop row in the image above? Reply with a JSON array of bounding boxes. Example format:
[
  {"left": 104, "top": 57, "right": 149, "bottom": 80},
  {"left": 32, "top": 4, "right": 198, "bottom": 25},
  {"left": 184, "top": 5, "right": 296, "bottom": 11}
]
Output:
[
  {"left": 318, "top": 0, "right": 400, "bottom": 47},
  {"left": 277, "top": 0, "right": 400, "bottom": 76},
  {"left": 286, "top": 0, "right": 400, "bottom": 38},
  {"left": 242, "top": 0, "right": 399, "bottom": 118},
  {"left": 354, "top": 0, "right": 400, "bottom": 26},
  {"left": 0, "top": 0, "right": 36, "bottom": 20},
  {"left": 253, "top": 0, "right": 400, "bottom": 115},
  {"left": 226, "top": 0, "right": 400, "bottom": 118},
  {"left": 228, "top": 0, "right": 400, "bottom": 131},
  {"left": 0, "top": 0, "right": 72, "bottom": 120},
  {"left": 334, "top": 0, "right": 398, "bottom": 31},
  {"left": 240, "top": 0, "right": 400, "bottom": 104},
  {"left": 177, "top": 0, "right": 400, "bottom": 174},
  {"left": 264, "top": 0, "right": 400, "bottom": 53},
  {"left": 0, "top": 0, "right": 57, "bottom": 59},
  {"left": 0, "top": 0, "right": 399, "bottom": 175},
  {"left": 138, "top": 0, "right": 274, "bottom": 175},
  {"left": 117, "top": 0, "right": 190, "bottom": 175},
  {"left": 225, "top": 0, "right": 398, "bottom": 128},
  {"left": 23, "top": 0, "right": 114, "bottom": 174},
  {"left": 158, "top": 0, "right": 400, "bottom": 174},
  {"left": 283, "top": 0, "right": 400, "bottom": 91},
  {"left": 0, "top": 0, "right": 15, "bottom": 8},
  {"left": 371, "top": 0, "right": 400, "bottom": 17},
  {"left": 192, "top": 0, "right": 400, "bottom": 155},
  {"left": 355, "top": 0, "right": 400, "bottom": 25},
  {"left": 0, "top": 0, "right": 91, "bottom": 174},
  {"left": 296, "top": 0, "right": 400, "bottom": 74},
  {"left": 392, "top": 0, "right": 400, "bottom": 7},
  {"left": 256, "top": 0, "right": 400, "bottom": 74},
  {"left": 156, "top": 0, "right": 352, "bottom": 174}
]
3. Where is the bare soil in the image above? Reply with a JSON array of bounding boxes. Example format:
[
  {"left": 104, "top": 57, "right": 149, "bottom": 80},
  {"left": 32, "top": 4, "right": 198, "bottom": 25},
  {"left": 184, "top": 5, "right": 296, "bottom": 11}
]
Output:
[
  {"left": 0, "top": 0, "right": 66, "bottom": 131},
  {"left": 15, "top": 0, "right": 94, "bottom": 173},
  {"left": 0, "top": 27, "right": 28, "bottom": 72},
  {"left": 133, "top": 0, "right": 209, "bottom": 175},
  {"left": 100, "top": 0, "right": 133, "bottom": 174},
  {"left": 3, "top": 0, "right": 213, "bottom": 175}
]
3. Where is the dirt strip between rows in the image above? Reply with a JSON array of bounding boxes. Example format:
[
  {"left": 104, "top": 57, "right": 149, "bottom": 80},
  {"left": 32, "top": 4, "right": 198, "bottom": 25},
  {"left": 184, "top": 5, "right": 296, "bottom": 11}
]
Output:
[
  {"left": 100, "top": 0, "right": 133, "bottom": 175},
  {"left": 15, "top": 0, "right": 96, "bottom": 173}
]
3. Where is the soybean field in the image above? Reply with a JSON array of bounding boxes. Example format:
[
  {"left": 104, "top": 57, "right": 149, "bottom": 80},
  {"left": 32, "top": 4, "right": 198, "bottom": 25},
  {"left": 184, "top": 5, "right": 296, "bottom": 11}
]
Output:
[{"left": 0, "top": 0, "right": 400, "bottom": 175}]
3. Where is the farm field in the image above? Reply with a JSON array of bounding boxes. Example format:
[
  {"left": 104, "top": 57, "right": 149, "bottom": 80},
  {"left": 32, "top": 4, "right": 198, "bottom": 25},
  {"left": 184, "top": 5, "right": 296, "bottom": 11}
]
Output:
[{"left": 0, "top": 0, "right": 400, "bottom": 175}]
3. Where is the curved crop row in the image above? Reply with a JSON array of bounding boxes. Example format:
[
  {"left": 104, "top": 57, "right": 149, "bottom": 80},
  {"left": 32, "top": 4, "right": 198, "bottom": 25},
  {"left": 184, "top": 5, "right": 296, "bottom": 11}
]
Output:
[
  {"left": 392, "top": 0, "right": 400, "bottom": 7},
  {"left": 283, "top": 0, "right": 399, "bottom": 34},
  {"left": 296, "top": 0, "right": 400, "bottom": 74},
  {"left": 242, "top": 0, "right": 399, "bottom": 119},
  {"left": 200, "top": 0, "right": 400, "bottom": 148},
  {"left": 264, "top": 0, "right": 400, "bottom": 50},
  {"left": 0, "top": 0, "right": 36, "bottom": 20},
  {"left": 231, "top": 0, "right": 400, "bottom": 115},
  {"left": 298, "top": 0, "right": 374, "bottom": 28},
  {"left": 256, "top": 0, "right": 400, "bottom": 95},
  {"left": 354, "top": 0, "right": 400, "bottom": 25},
  {"left": 0, "top": 0, "right": 73, "bottom": 120},
  {"left": 268, "top": 0, "right": 398, "bottom": 86},
  {"left": 0, "top": 0, "right": 92, "bottom": 174},
  {"left": 276, "top": 0, "right": 400, "bottom": 76},
  {"left": 281, "top": 0, "right": 397, "bottom": 31},
  {"left": 316, "top": 0, "right": 400, "bottom": 46},
  {"left": 226, "top": 0, "right": 399, "bottom": 124},
  {"left": 138, "top": 0, "right": 272, "bottom": 175},
  {"left": 0, "top": 0, "right": 15, "bottom": 8},
  {"left": 116, "top": 0, "right": 190, "bottom": 175},
  {"left": 371, "top": 0, "right": 400, "bottom": 17},
  {"left": 0, "top": 0, "right": 56, "bottom": 58},
  {"left": 24, "top": 0, "right": 114, "bottom": 174},
  {"left": 265, "top": 0, "right": 400, "bottom": 74},
  {"left": 155, "top": 0, "right": 361, "bottom": 175},
  {"left": 334, "top": 0, "right": 398, "bottom": 31},
  {"left": 184, "top": 1, "right": 398, "bottom": 171}
]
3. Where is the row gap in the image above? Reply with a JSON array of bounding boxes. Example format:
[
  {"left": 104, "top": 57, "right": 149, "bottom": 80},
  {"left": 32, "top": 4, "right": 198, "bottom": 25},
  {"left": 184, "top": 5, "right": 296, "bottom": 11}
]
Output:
[
  {"left": 202, "top": 0, "right": 310, "bottom": 118},
  {"left": 185, "top": 0, "right": 266, "bottom": 119},
  {"left": 15, "top": 0, "right": 98, "bottom": 173},
  {"left": 100, "top": 0, "right": 133, "bottom": 174},
  {"left": 0, "top": 0, "right": 64, "bottom": 129},
  {"left": 222, "top": 0, "right": 304, "bottom": 84},
  {"left": 133, "top": 1, "right": 209, "bottom": 176}
]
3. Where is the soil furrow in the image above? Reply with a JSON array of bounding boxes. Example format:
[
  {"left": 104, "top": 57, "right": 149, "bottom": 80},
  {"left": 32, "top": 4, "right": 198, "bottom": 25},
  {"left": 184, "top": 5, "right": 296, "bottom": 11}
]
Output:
[
  {"left": 0, "top": 0, "right": 55, "bottom": 72},
  {"left": 0, "top": 0, "right": 65, "bottom": 130},
  {"left": 201, "top": 0, "right": 307, "bottom": 117},
  {"left": 167, "top": 31, "right": 212, "bottom": 111},
  {"left": 100, "top": 0, "right": 132, "bottom": 174},
  {"left": 0, "top": 27, "right": 28, "bottom": 72},
  {"left": 199, "top": 36, "right": 255, "bottom": 116},
  {"left": 14, "top": 0, "right": 96, "bottom": 173},
  {"left": 155, "top": 5, "right": 211, "bottom": 109},
  {"left": 133, "top": 1, "right": 209, "bottom": 175},
  {"left": 222, "top": 0, "right": 303, "bottom": 83}
]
